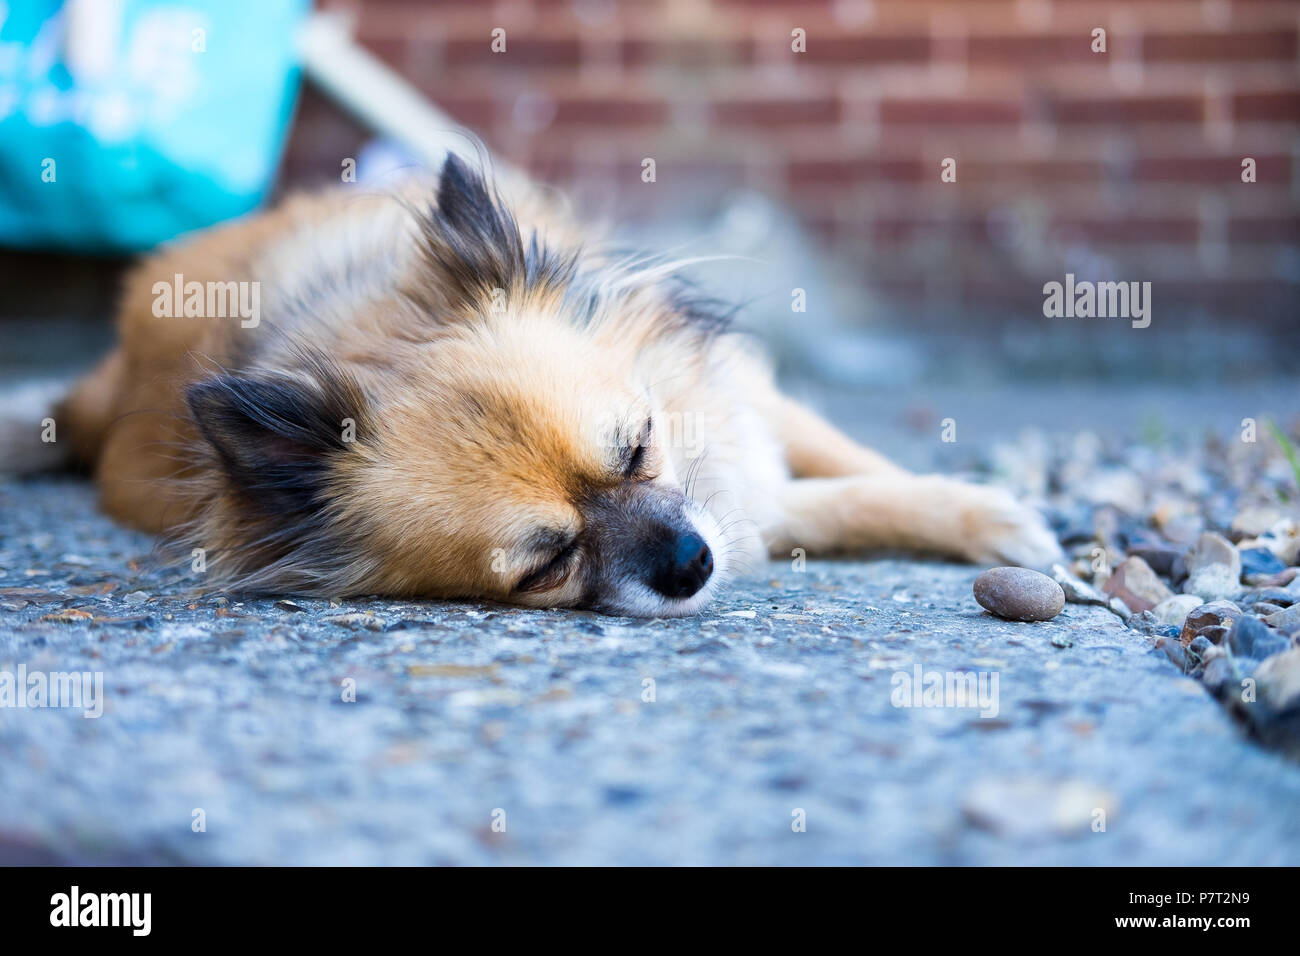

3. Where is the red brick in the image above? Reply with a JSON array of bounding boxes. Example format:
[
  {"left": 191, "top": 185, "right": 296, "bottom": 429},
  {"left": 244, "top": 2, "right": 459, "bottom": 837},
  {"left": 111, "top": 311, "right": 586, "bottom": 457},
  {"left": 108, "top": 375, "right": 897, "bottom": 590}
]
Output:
[
  {"left": 442, "top": 37, "right": 584, "bottom": 69},
  {"left": 1144, "top": 29, "right": 1298, "bottom": 62},
  {"left": 622, "top": 36, "right": 754, "bottom": 68},
  {"left": 879, "top": 97, "right": 1022, "bottom": 125},
  {"left": 711, "top": 96, "right": 840, "bottom": 126},
  {"left": 1048, "top": 217, "right": 1201, "bottom": 242},
  {"left": 550, "top": 96, "right": 669, "bottom": 127},
  {"left": 795, "top": 34, "right": 931, "bottom": 64},
  {"left": 1054, "top": 94, "right": 1204, "bottom": 123},
  {"left": 958, "top": 159, "right": 1110, "bottom": 183},
  {"left": 786, "top": 158, "right": 927, "bottom": 186},
  {"left": 966, "top": 34, "right": 1108, "bottom": 64},
  {"left": 1233, "top": 90, "right": 1300, "bottom": 121},
  {"left": 1134, "top": 154, "right": 1291, "bottom": 182},
  {"left": 1228, "top": 217, "right": 1300, "bottom": 242}
]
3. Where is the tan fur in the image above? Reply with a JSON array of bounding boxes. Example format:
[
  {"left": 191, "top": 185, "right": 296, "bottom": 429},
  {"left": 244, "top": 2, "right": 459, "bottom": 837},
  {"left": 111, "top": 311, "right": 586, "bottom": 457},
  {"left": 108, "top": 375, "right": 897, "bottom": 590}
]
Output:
[{"left": 55, "top": 158, "right": 1061, "bottom": 615}]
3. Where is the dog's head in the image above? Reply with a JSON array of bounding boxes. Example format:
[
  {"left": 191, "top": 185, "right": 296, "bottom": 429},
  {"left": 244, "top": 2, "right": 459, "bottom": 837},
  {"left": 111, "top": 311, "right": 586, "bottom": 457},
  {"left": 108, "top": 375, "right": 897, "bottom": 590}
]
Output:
[{"left": 185, "top": 156, "right": 730, "bottom": 616}]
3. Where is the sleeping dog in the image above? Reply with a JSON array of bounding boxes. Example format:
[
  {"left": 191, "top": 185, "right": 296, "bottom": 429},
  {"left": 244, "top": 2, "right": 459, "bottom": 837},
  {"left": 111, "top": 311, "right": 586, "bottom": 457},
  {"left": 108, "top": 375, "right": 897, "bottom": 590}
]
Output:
[{"left": 31, "top": 156, "right": 1060, "bottom": 616}]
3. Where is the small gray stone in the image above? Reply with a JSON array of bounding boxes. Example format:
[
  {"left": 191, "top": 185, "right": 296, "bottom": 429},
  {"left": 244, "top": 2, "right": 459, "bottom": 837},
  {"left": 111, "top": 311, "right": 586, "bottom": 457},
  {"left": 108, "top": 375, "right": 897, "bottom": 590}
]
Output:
[
  {"left": 1199, "top": 624, "right": 1232, "bottom": 646},
  {"left": 1151, "top": 594, "right": 1202, "bottom": 627},
  {"left": 1186, "top": 531, "right": 1242, "bottom": 579},
  {"left": 1102, "top": 556, "right": 1173, "bottom": 613},
  {"left": 1156, "top": 636, "right": 1188, "bottom": 672},
  {"left": 1126, "top": 610, "right": 1168, "bottom": 637},
  {"left": 1125, "top": 545, "right": 1180, "bottom": 578},
  {"left": 1182, "top": 565, "right": 1241, "bottom": 603},
  {"left": 1231, "top": 506, "right": 1287, "bottom": 540},
  {"left": 1265, "top": 604, "right": 1300, "bottom": 635},
  {"left": 1242, "top": 587, "right": 1296, "bottom": 608},
  {"left": 973, "top": 567, "right": 1066, "bottom": 622},
  {"left": 1202, "top": 656, "right": 1234, "bottom": 692},
  {"left": 1255, "top": 649, "right": 1300, "bottom": 713},
  {"left": 1228, "top": 616, "right": 1287, "bottom": 660},
  {"left": 1050, "top": 564, "right": 1108, "bottom": 606}
]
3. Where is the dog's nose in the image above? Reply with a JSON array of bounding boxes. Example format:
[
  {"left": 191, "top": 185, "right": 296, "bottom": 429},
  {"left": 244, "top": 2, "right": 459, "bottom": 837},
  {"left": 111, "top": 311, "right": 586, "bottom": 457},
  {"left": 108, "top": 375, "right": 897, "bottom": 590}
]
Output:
[{"left": 650, "top": 531, "right": 713, "bottom": 598}]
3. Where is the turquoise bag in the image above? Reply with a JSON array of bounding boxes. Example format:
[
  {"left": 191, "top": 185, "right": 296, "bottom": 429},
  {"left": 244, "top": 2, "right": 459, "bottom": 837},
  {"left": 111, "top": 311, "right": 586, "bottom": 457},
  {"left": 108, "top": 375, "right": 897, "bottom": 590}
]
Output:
[{"left": 0, "top": 0, "right": 308, "bottom": 252}]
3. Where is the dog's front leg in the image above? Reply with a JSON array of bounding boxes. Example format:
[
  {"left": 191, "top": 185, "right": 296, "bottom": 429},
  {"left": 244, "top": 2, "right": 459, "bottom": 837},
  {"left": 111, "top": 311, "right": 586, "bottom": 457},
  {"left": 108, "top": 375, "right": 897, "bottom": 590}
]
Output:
[{"left": 765, "top": 474, "right": 1063, "bottom": 568}]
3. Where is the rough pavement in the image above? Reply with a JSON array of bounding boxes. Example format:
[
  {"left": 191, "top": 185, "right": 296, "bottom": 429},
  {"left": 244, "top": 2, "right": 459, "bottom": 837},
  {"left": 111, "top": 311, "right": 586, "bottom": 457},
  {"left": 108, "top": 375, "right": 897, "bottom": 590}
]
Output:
[{"left": 2, "top": 475, "right": 1298, "bottom": 865}]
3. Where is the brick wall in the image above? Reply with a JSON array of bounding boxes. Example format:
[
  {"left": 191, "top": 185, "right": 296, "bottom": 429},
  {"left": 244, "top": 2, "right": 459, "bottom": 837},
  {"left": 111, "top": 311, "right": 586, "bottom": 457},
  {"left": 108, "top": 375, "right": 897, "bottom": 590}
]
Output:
[{"left": 288, "top": 0, "right": 1300, "bottom": 322}]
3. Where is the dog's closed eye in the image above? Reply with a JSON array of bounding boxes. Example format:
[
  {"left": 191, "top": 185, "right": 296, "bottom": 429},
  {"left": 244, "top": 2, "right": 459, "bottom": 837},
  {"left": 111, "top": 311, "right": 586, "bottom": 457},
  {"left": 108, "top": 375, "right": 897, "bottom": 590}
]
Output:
[
  {"left": 625, "top": 442, "right": 646, "bottom": 478},
  {"left": 623, "top": 417, "right": 652, "bottom": 479},
  {"left": 515, "top": 538, "right": 580, "bottom": 593}
]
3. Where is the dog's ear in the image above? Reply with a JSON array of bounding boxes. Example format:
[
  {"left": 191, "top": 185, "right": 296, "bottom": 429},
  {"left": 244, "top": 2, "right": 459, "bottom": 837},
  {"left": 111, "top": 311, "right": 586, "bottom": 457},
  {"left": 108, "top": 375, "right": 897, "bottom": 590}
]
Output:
[
  {"left": 186, "top": 370, "right": 363, "bottom": 513},
  {"left": 415, "top": 154, "right": 573, "bottom": 312},
  {"left": 417, "top": 154, "right": 525, "bottom": 304}
]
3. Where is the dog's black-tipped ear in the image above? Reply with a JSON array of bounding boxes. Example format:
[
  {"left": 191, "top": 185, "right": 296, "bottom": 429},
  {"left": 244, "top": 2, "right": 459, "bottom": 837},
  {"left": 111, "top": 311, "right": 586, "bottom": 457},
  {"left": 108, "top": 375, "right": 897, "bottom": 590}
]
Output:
[
  {"left": 435, "top": 154, "right": 508, "bottom": 243},
  {"left": 418, "top": 154, "right": 527, "bottom": 304},
  {"left": 186, "top": 372, "right": 363, "bottom": 513}
]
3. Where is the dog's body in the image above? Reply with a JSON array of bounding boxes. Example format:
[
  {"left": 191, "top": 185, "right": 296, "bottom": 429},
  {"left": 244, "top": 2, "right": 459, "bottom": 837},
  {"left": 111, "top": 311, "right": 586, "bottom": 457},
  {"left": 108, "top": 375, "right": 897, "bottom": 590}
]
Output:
[{"left": 44, "top": 156, "right": 1060, "bottom": 616}]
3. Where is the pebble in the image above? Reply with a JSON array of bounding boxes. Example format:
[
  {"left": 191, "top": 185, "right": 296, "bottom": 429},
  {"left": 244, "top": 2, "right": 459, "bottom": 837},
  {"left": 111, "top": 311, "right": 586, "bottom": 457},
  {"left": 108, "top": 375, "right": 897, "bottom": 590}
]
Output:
[
  {"left": 1185, "top": 530, "right": 1242, "bottom": 598},
  {"left": 1186, "top": 531, "right": 1241, "bottom": 575},
  {"left": 1241, "top": 587, "right": 1297, "bottom": 609},
  {"left": 1202, "top": 656, "right": 1234, "bottom": 693},
  {"left": 1151, "top": 594, "right": 1202, "bottom": 627},
  {"left": 1264, "top": 604, "right": 1300, "bottom": 636},
  {"left": 1198, "top": 624, "right": 1232, "bottom": 646},
  {"left": 1125, "top": 545, "right": 1180, "bottom": 578},
  {"left": 1050, "top": 564, "right": 1108, "bottom": 606},
  {"left": 1231, "top": 506, "right": 1287, "bottom": 540},
  {"left": 1156, "top": 636, "right": 1188, "bottom": 672},
  {"left": 1127, "top": 611, "right": 1179, "bottom": 639},
  {"left": 1228, "top": 616, "right": 1288, "bottom": 660},
  {"left": 1254, "top": 649, "right": 1300, "bottom": 713},
  {"left": 973, "top": 567, "right": 1065, "bottom": 622},
  {"left": 1182, "top": 564, "right": 1241, "bottom": 603},
  {"left": 1178, "top": 600, "right": 1241, "bottom": 645},
  {"left": 1102, "top": 556, "right": 1172, "bottom": 613},
  {"left": 1082, "top": 469, "right": 1145, "bottom": 515},
  {"left": 1240, "top": 547, "right": 1286, "bottom": 578},
  {"left": 1242, "top": 567, "right": 1296, "bottom": 590}
]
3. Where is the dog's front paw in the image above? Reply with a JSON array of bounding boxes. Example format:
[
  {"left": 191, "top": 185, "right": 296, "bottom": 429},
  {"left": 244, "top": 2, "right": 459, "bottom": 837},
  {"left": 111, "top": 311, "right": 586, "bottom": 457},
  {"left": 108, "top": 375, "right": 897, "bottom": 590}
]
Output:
[{"left": 956, "top": 485, "right": 1063, "bottom": 569}]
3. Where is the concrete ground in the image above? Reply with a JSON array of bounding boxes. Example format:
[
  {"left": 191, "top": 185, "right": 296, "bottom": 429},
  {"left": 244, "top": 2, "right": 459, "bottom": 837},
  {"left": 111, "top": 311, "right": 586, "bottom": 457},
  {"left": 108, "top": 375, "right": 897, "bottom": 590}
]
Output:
[{"left": 2, "top": 472, "right": 1299, "bottom": 865}]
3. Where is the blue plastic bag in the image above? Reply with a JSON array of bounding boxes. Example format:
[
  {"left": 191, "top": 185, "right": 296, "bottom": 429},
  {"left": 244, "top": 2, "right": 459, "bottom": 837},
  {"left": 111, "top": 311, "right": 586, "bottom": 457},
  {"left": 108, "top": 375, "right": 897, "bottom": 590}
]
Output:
[{"left": 0, "top": 0, "right": 308, "bottom": 253}]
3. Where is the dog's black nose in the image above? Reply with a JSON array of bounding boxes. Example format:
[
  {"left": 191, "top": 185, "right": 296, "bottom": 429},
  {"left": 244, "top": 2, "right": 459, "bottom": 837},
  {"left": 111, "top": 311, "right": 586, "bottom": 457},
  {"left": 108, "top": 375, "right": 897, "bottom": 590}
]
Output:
[{"left": 649, "top": 532, "right": 713, "bottom": 598}]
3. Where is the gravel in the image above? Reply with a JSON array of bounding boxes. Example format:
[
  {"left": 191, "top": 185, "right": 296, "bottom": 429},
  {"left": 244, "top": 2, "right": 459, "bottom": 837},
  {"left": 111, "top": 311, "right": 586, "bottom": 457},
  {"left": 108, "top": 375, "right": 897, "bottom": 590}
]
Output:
[{"left": 3, "top": 474, "right": 1300, "bottom": 865}]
